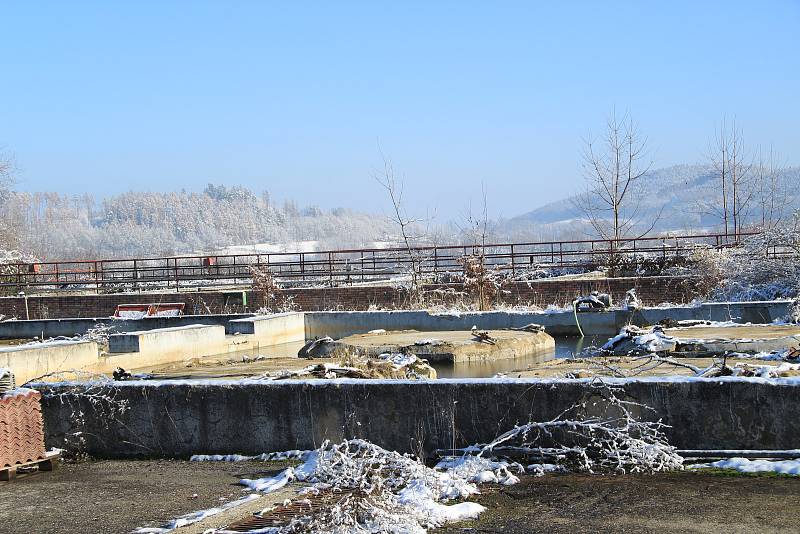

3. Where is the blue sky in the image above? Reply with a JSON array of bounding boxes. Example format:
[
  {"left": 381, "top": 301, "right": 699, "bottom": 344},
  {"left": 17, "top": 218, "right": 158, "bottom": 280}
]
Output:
[{"left": 2, "top": 1, "right": 799, "bottom": 219}]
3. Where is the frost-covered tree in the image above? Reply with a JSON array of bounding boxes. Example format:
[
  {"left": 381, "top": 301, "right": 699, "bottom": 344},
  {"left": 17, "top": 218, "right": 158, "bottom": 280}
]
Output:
[
  {"left": 573, "top": 110, "right": 659, "bottom": 243},
  {"left": 1, "top": 184, "right": 398, "bottom": 260}
]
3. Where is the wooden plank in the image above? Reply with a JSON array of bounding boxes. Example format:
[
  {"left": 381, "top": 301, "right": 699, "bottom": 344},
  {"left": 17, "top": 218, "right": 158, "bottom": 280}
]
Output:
[{"left": 0, "top": 451, "right": 60, "bottom": 481}]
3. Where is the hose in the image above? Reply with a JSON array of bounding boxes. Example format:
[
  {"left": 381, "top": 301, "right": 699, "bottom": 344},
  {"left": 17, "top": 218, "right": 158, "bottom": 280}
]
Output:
[{"left": 572, "top": 299, "right": 585, "bottom": 338}]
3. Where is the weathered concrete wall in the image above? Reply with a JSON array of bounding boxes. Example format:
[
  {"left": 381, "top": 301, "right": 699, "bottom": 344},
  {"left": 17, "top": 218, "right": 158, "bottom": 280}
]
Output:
[
  {"left": 0, "top": 341, "right": 100, "bottom": 385},
  {"left": 303, "top": 310, "right": 615, "bottom": 338},
  {"left": 36, "top": 379, "right": 800, "bottom": 457},
  {"left": 305, "top": 301, "right": 794, "bottom": 339},
  {"left": 0, "top": 314, "right": 255, "bottom": 340},
  {"left": 634, "top": 301, "right": 792, "bottom": 325},
  {"left": 229, "top": 312, "right": 306, "bottom": 346},
  {"left": 109, "top": 324, "right": 227, "bottom": 359},
  {"left": 1, "top": 300, "right": 791, "bottom": 345}
]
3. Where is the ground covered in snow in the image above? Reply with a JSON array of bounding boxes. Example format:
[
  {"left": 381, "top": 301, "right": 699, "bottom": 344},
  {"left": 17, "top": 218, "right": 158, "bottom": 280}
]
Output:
[{"left": 3, "top": 460, "right": 800, "bottom": 533}]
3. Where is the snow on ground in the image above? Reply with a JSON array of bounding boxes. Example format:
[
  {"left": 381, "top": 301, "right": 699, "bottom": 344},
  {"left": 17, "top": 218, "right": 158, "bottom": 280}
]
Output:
[
  {"left": 378, "top": 352, "right": 421, "bottom": 367},
  {"left": 601, "top": 327, "right": 677, "bottom": 353},
  {"left": 140, "top": 440, "right": 517, "bottom": 533},
  {"left": 133, "top": 493, "right": 261, "bottom": 533},
  {"left": 190, "top": 450, "right": 307, "bottom": 462},
  {"left": 240, "top": 468, "right": 296, "bottom": 493},
  {"left": 213, "top": 240, "right": 396, "bottom": 255},
  {"left": 526, "top": 463, "right": 567, "bottom": 476},
  {"left": 434, "top": 455, "right": 522, "bottom": 486},
  {"left": 689, "top": 458, "right": 800, "bottom": 476}
]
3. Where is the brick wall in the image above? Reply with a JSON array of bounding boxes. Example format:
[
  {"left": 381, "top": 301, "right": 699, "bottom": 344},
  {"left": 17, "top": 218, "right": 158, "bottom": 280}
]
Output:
[{"left": 0, "top": 276, "right": 697, "bottom": 320}]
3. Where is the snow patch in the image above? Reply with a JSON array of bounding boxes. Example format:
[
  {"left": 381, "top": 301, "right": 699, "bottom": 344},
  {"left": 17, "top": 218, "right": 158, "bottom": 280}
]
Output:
[
  {"left": 133, "top": 493, "right": 261, "bottom": 533},
  {"left": 689, "top": 458, "right": 800, "bottom": 476}
]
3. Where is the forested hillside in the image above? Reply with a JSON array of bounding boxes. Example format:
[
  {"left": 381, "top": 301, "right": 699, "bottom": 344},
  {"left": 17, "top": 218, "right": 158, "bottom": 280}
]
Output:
[{"left": 0, "top": 184, "right": 397, "bottom": 260}]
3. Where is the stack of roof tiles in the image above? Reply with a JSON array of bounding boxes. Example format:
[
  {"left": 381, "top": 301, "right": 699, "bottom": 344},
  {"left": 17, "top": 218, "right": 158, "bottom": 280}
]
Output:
[{"left": 0, "top": 388, "right": 46, "bottom": 469}]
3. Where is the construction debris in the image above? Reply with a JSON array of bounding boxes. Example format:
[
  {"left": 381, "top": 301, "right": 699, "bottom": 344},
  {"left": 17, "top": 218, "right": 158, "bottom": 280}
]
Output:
[
  {"left": 297, "top": 336, "right": 338, "bottom": 359},
  {"left": 471, "top": 326, "right": 497, "bottom": 345},
  {"left": 574, "top": 291, "right": 613, "bottom": 312},
  {"left": 0, "top": 368, "right": 15, "bottom": 395},
  {"left": 602, "top": 325, "right": 677, "bottom": 355},
  {"left": 270, "top": 352, "right": 437, "bottom": 380},
  {"left": 510, "top": 323, "right": 546, "bottom": 333}
]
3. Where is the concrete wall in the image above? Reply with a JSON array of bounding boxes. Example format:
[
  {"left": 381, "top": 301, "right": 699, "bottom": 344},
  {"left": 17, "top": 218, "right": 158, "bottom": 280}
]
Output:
[
  {"left": 0, "top": 341, "right": 100, "bottom": 385},
  {"left": 304, "top": 310, "right": 621, "bottom": 338},
  {"left": 634, "top": 301, "right": 792, "bottom": 325},
  {"left": 35, "top": 379, "right": 800, "bottom": 457},
  {"left": 109, "top": 324, "right": 227, "bottom": 361},
  {"left": 229, "top": 312, "right": 306, "bottom": 346},
  {"left": 303, "top": 301, "right": 793, "bottom": 338},
  {"left": 0, "top": 314, "right": 255, "bottom": 340},
  {"left": 3, "top": 300, "right": 787, "bottom": 344}
]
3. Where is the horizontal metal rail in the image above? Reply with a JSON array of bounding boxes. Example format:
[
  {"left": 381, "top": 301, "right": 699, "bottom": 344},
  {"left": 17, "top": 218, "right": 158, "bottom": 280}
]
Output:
[{"left": 0, "top": 232, "right": 768, "bottom": 294}]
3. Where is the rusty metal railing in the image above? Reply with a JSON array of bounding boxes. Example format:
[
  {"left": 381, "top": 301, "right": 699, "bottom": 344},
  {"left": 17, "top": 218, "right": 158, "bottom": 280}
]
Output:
[{"left": 0, "top": 232, "right": 763, "bottom": 294}]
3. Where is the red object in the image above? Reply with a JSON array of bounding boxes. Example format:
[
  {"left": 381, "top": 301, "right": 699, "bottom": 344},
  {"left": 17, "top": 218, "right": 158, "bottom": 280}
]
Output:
[
  {"left": 0, "top": 389, "right": 46, "bottom": 468},
  {"left": 27, "top": 264, "right": 40, "bottom": 274},
  {"left": 114, "top": 303, "right": 185, "bottom": 317},
  {"left": 202, "top": 257, "right": 217, "bottom": 267}
]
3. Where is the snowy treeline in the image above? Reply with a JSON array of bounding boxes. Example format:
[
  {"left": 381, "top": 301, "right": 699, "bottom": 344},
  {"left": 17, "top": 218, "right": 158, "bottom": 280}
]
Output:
[{"left": 0, "top": 185, "right": 398, "bottom": 260}]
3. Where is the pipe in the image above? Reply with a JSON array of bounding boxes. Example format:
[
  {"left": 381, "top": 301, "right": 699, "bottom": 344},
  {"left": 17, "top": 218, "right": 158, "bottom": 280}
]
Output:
[{"left": 572, "top": 299, "right": 584, "bottom": 338}]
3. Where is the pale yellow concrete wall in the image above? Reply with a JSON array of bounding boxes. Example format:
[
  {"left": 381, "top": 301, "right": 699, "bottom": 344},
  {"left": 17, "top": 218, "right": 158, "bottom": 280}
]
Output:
[
  {"left": 0, "top": 340, "right": 100, "bottom": 385},
  {"left": 229, "top": 312, "right": 306, "bottom": 347}
]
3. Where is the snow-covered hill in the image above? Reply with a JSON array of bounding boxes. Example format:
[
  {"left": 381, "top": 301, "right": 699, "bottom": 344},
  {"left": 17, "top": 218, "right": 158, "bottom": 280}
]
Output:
[{"left": 504, "top": 164, "right": 800, "bottom": 236}]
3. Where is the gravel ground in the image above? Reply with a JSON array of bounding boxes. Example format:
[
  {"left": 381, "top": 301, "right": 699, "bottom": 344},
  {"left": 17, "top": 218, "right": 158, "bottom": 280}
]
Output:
[
  {"left": 0, "top": 458, "right": 295, "bottom": 534},
  {"left": 3, "top": 461, "right": 799, "bottom": 533},
  {"left": 435, "top": 471, "right": 800, "bottom": 534}
]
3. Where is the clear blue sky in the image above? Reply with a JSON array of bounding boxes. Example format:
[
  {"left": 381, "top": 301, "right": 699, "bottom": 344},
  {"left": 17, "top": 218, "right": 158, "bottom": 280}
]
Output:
[{"left": 3, "top": 1, "right": 799, "bottom": 219}]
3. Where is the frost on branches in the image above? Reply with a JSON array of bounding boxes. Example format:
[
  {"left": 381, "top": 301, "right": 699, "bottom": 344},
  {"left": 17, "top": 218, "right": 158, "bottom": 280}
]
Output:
[
  {"left": 0, "top": 249, "right": 38, "bottom": 295},
  {"left": 480, "top": 380, "right": 683, "bottom": 474},
  {"left": 236, "top": 439, "right": 493, "bottom": 534},
  {"left": 686, "top": 217, "right": 800, "bottom": 302}
]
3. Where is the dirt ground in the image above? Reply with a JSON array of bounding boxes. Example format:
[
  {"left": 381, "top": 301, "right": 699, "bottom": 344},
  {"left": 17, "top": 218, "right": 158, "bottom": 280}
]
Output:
[
  {"left": 338, "top": 329, "right": 541, "bottom": 348},
  {"left": 143, "top": 354, "right": 306, "bottom": 379},
  {"left": 514, "top": 355, "right": 720, "bottom": 378},
  {"left": 140, "top": 349, "right": 765, "bottom": 381},
  {"left": 2, "top": 461, "right": 798, "bottom": 533},
  {"left": 664, "top": 324, "right": 800, "bottom": 340},
  {"left": 435, "top": 471, "right": 800, "bottom": 534},
  {"left": 0, "top": 459, "right": 296, "bottom": 534}
]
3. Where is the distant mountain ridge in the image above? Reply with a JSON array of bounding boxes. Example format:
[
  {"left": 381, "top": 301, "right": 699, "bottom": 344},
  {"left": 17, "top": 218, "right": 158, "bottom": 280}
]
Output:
[{"left": 506, "top": 163, "right": 800, "bottom": 234}]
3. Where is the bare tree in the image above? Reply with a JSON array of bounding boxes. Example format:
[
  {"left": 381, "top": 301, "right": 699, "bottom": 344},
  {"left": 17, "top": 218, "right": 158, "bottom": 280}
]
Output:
[
  {"left": 573, "top": 110, "right": 658, "bottom": 245},
  {"left": 754, "top": 145, "right": 787, "bottom": 231},
  {"left": 728, "top": 122, "right": 753, "bottom": 237},
  {"left": 375, "top": 156, "right": 425, "bottom": 305},
  {"left": 457, "top": 184, "right": 499, "bottom": 310},
  {"left": 0, "top": 151, "right": 17, "bottom": 251},
  {"left": 706, "top": 119, "right": 754, "bottom": 239}
]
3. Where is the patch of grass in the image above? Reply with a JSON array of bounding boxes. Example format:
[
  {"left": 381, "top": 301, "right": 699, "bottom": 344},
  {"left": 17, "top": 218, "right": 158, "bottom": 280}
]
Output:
[{"left": 690, "top": 467, "right": 798, "bottom": 479}]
